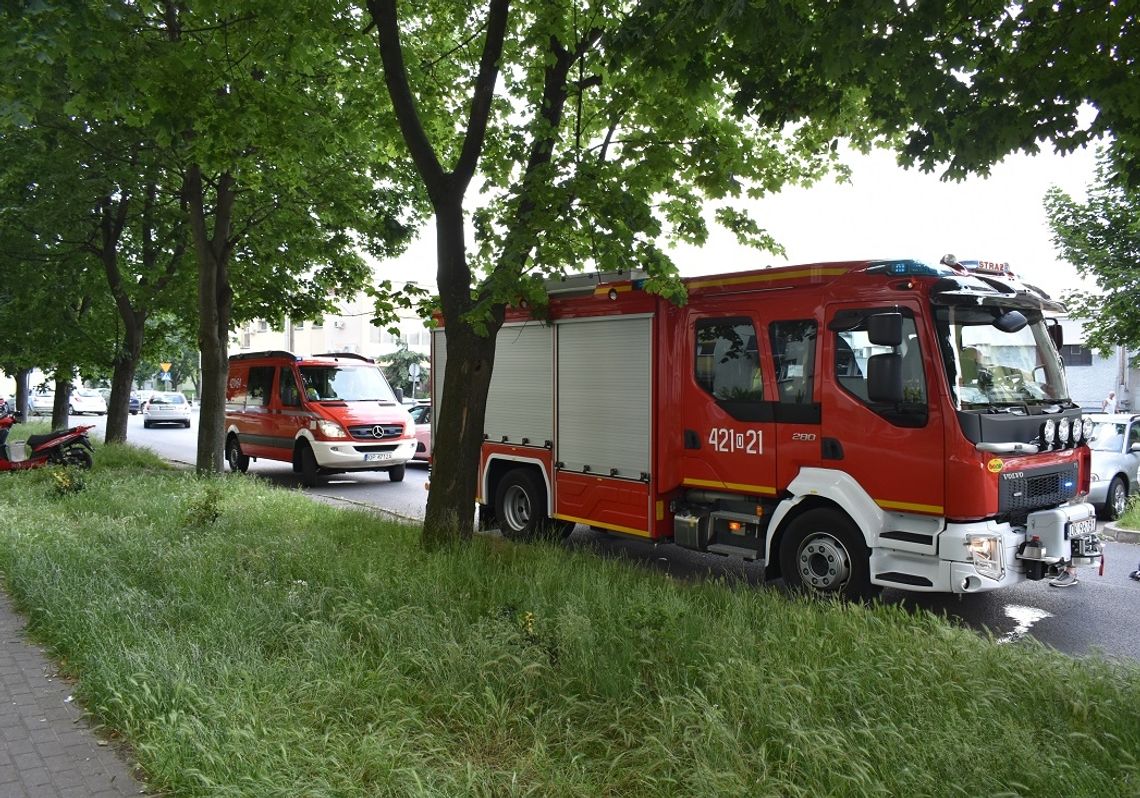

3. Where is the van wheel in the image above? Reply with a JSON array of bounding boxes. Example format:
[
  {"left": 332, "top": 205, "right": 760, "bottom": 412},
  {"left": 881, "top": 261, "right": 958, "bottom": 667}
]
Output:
[
  {"left": 779, "top": 508, "right": 877, "bottom": 601},
  {"left": 226, "top": 436, "right": 249, "bottom": 474},
  {"left": 388, "top": 464, "right": 406, "bottom": 482},
  {"left": 494, "top": 468, "right": 569, "bottom": 541},
  {"left": 298, "top": 443, "right": 322, "bottom": 487}
]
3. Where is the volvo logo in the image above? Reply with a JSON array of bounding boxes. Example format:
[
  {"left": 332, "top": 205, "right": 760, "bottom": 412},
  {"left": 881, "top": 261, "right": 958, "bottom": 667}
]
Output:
[{"left": 372, "top": 425, "right": 385, "bottom": 438}]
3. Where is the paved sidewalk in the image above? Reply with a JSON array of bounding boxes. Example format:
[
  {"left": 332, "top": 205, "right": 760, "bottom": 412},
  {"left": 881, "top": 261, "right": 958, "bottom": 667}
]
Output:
[{"left": 0, "top": 589, "right": 149, "bottom": 798}]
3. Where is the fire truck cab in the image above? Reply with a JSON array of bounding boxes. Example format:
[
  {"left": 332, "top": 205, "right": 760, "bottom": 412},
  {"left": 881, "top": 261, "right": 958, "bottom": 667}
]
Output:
[{"left": 432, "top": 257, "right": 1100, "bottom": 597}]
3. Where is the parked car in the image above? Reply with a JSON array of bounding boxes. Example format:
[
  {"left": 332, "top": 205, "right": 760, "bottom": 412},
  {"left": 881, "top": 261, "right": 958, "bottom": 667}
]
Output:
[
  {"left": 408, "top": 402, "right": 431, "bottom": 462},
  {"left": 129, "top": 391, "right": 150, "bottom": 415},
  {"left": 70, "top": 388, "right": 108, "bottom": 416},
  {"left": 1085, "top": 413, "right": 1140, "bottom": 520},
  {"left": 30, "top": 390, "right": 54, "bottom": 416},
  {"left": 143, "top": 391, "right": 191, "bottom": 428}
]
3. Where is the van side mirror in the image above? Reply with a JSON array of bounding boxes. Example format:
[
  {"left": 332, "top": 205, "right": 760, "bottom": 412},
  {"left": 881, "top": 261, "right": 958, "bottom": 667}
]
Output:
[
  {"left": 868, "top": 313, "right": 903, "bottom": 347},
  {"left": 394, "top": 387, "right": 404, "bottom": 403}
]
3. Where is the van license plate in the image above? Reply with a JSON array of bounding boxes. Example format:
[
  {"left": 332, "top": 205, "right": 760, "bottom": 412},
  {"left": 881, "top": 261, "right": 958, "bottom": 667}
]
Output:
[{"left": 364, "top": 452, "right": 392, "bottom": 462}]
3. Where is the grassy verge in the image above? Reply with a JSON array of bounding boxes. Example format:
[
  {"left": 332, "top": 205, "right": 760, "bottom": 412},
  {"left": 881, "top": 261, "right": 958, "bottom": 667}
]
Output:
[
  {"left": 1118, "top": 496, "right": 1140, "bottom": 530},
  {"left": 0, "top": 445, "right": 1138, "bottom": 797}
]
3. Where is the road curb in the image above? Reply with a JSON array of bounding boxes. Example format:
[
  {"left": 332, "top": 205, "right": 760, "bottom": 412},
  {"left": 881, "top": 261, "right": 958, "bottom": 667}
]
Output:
[{"left": 1103, "top": 521, "right": 1140, "bottom": 545}]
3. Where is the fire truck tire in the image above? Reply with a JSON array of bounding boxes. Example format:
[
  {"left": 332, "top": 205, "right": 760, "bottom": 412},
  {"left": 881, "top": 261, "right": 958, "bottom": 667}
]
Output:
[
  {"left": 495, "top": 468, "right": 566, "bottom": 541},
  {"left": 298, "top": 443, "right": 323, "bottom": 488},
  {"left": 388, "top": 464, "right": 406, "bottom": 482},
  {"left": 226, "top": 435, "right": 250, "bottom": 473},
  {"left": 779, "top": 509, "right": 876, "bottom": 601}
]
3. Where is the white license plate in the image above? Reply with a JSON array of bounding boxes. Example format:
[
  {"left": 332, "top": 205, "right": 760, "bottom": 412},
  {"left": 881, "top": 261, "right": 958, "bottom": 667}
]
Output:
[
  {"left": 364, "top": 452, "right": 392, "bottom": 462},
  {"left": 1069, "top": 516, "right": 1096, "bottom": 538}
]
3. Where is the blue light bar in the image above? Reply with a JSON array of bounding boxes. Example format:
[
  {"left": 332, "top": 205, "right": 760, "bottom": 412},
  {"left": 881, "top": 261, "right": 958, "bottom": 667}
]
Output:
[{"left": 867, "top": 260, "right": 950, "bottom": 276}]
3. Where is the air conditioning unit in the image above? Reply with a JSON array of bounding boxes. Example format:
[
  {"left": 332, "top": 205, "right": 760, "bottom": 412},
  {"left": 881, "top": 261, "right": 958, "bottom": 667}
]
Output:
[{"left": 333, "top": 320, "right": 346, "bottom": 329}]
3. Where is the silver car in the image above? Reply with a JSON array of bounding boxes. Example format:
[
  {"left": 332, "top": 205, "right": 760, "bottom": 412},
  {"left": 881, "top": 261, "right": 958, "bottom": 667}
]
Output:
[{"left": 1086, "top": 413, "right": 1140, "bottom": 520}]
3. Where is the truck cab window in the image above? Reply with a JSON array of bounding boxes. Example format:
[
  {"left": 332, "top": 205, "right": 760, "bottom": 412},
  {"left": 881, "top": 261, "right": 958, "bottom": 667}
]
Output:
[
  {"left": 695, "top": 318, "right": 764, "bottom": 421},
  {"left": 831, "top": 309, "right": 927, "bottom": 427},
  {"left": 769, "top": 320, "right": 816, "bottom": 405}
]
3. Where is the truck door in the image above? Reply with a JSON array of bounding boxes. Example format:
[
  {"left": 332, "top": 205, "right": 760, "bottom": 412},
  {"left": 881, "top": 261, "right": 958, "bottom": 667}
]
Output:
[
  {"left": 821, "top": 304, "right": 945, "bottom": 518},
  {"left": 680, "top": 314, "right": 779, "bottom": 502}
]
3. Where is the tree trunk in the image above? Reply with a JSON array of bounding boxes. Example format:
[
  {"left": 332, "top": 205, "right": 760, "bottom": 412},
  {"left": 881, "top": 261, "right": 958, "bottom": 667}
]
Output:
[
  {"left": 422, "top": 199, "right": 502, "bottom": 548},
  {"left": 104, "top": 321, "right": 145, "bottom": 445},
  {"left": 50, "top": 374, "right": 72, "bottom": 431},
  {"left": 186, "top": 165, "right": 235, "bottom": 475},
  {"left": 13, "top": 368, "right": 30, "bottom": 422}
]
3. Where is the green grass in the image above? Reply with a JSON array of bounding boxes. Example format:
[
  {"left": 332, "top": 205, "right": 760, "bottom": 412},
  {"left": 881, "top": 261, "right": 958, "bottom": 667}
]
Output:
[
  {"left": 0, "top": 445, "right": 1138, "bottom": 797},
  {"left": 1118, "top": 495, "right": 1140, "bottom": 530}
]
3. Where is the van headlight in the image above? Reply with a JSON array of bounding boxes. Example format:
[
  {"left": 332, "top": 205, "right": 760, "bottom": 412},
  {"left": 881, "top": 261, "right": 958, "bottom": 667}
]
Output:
[
  {"left": 965, "top": 533, "right": 1004, "bottom": 581},
  {"left": 315, "top": 419, "right": 349, "bottom": 439}
]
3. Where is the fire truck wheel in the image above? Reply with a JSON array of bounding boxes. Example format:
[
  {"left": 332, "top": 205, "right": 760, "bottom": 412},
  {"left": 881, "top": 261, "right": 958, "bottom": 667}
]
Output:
[
  {"left": 298, "top": 443, "right": 323, "bottom": 488},
  {"left": 780, "top": 509, "right": 876, "bottom": 601},
  {"left": 226, "top": 436, "right": 250, "bottom": 474},
  {"left": 388, "top": 464, "right": 406, "bottom": 482},
  {"left": 496, "top": 468, "right": 560, "bottom": 541}
]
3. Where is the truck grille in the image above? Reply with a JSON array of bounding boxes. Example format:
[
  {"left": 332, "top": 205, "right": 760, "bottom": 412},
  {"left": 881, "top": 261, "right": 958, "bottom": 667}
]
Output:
[
  {"left": 998, "top": 463, "right": 1079, "bottom": 515},
  {"left": 347, "top": 424, "right": 405, "bottom": 440}
]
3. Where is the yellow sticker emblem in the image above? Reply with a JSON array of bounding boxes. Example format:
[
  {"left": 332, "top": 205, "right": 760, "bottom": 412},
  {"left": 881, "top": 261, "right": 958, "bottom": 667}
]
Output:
[{"left": 987, "top": 458, "right": 1004, "bottom": 473}]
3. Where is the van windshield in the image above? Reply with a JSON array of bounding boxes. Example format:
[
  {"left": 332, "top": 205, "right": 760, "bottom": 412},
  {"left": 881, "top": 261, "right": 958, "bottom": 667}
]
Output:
[{"left": 299, "top": 365, "right": 397, "bottom": 403}]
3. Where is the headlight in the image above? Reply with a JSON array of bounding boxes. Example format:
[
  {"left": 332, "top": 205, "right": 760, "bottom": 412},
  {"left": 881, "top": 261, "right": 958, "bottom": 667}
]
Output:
[
  {"left": 965, "top": 533, "right": 1005, "bottom": 581},
  {"left": 1058, "top": 417, "right": 1071, "bottom": 445},
  {"left": 315, "top": 419, "right": 348, "bottom": 439},
  {"left": 1082, "top": 417, "right": 1094, "bottom": 441},
  {"left": 1042, "top": 419, "right": 1056, "bottom": 447}
]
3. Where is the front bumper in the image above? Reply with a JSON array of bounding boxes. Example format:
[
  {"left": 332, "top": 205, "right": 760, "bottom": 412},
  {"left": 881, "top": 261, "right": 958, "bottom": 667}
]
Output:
[
  {"left": 871, "top": 502, "right": 1097, "bottom": 594},
  {"left": 1086, "top": 479, "right": 1109, "bottom": 508},
  {"left": 311, "top": 437, "right": 416, "bottom": 470}
]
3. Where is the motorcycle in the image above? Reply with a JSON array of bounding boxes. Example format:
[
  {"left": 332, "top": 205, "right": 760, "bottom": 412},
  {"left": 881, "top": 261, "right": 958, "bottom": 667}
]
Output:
[{"left": 0, "top": 411, "right": 95, "bottom": 471}]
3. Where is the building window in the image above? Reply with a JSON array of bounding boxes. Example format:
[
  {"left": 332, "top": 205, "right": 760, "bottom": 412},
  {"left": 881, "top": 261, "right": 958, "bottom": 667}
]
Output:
[
  {"left": 258, "top": 320, "right": 269, "bottom": 332},
  {"left": 1061, "top": 344, "right": 1092, "bottom": 367},
  {"left": 311, "top": 317, "right": 324, "bottom": 329}
]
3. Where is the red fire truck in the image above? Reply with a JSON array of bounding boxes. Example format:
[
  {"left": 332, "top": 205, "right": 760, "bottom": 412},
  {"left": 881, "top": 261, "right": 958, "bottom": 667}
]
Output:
[{"left": 431, "top": 256, "right": 1101, "bottom": 597}]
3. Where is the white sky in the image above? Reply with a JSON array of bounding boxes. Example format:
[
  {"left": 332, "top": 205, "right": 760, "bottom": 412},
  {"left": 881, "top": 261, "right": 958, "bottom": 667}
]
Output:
[
  {"left": 375, "top": 144, "right": 1101, "bottom": 301},
  {"left": 669, "top": 144, "right": 1101, "bottom": 299}
]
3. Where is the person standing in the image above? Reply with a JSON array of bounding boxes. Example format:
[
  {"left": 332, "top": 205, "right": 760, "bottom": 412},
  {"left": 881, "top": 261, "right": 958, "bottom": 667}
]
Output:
[
  {"left": 1102, "top": 390, "right": 1118, "bottom": 413},
  {"left": 1050, "top": 561, "right": 1080, "bottom": 588}
]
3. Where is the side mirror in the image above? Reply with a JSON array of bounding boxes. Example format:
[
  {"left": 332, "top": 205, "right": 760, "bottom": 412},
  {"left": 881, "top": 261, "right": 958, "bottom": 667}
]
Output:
[
  {"left": 867, "top": 353, "right": 903, "bottom": 403},
  {"left": 1130, "top": 442, "right": 1140, "bottom": 454},
  {"left": 1047, "top": 319, "right": 1064, "bottom": 350},
  {"left": 394, "top": 387, "right": 404, "bottom": 403},
  {"left": 868, "top": 312, "right": 903, "bottom": 347},
  {"left": 994, "top": 310, "right": 1028, "bottom": 333}
]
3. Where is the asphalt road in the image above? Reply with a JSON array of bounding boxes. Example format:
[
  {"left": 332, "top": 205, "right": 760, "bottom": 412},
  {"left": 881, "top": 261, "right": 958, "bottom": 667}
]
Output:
[{"left": 74, "top": 408, "right": 1140, "bottom": 662}]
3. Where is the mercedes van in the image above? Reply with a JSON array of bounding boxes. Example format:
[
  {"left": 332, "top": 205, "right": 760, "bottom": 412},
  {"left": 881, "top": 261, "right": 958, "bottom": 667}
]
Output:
[{"left": 225, "top": 350, "right": 416, "bottom": 485}]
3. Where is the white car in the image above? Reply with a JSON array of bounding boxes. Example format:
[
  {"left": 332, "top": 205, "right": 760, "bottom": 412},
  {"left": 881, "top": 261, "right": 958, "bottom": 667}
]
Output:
[
  {"left": 30, "top": 390, "right": 54, "bottom": 415},
  {"left": 70, "top": 388, "right": 108, "bottom": 415},
  {"left": 1086, "top": 413, "right": 1140, "bottom": 520},
  {"left": 143, "top": 391, "right": 192, "bottom": 428}
]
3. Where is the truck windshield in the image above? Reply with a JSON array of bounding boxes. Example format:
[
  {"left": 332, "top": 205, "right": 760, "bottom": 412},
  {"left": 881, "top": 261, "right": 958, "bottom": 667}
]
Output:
[
  {"left": 933, "top": 306, "right": 1070, "bottom": 411},
  {"left": 299, "top": 365, "right": 398, "bottom": 403}
]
